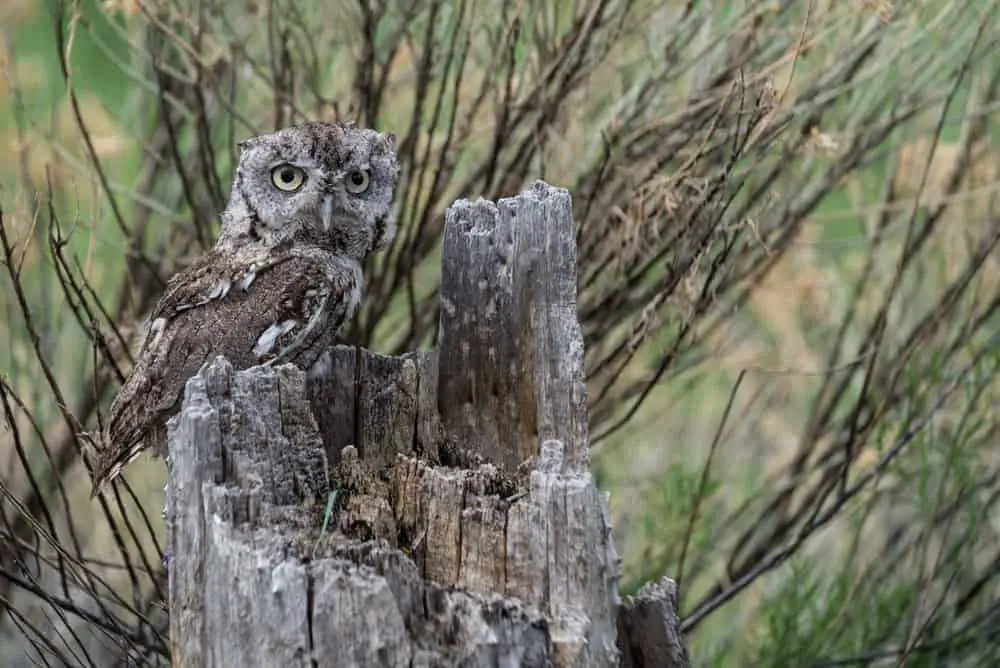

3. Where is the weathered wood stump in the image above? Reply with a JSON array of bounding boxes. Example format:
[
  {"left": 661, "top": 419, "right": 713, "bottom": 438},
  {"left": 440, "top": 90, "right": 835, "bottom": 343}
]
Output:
[{"left": 167, "top": 182, "right": 689, "bottom": 667}]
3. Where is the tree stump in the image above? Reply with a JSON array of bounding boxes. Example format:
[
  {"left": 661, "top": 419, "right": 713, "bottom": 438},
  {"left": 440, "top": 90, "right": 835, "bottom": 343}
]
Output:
[{"left": 166, "top": 182, "right": 689, "bottom": 667}]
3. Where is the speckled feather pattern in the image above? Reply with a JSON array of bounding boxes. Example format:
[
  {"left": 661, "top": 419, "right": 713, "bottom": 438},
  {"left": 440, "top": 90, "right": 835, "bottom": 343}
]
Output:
[{"left": 91, "top": 121, "right": 399, "bottom": 493}]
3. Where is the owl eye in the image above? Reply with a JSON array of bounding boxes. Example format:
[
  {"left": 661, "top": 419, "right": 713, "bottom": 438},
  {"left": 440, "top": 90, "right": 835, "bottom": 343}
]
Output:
[
  {"left": 345, "top": 169, "right": 370, "bottom": 194},
  {"left": 271, "top": 164, "right": 306, "bottom": 192}
]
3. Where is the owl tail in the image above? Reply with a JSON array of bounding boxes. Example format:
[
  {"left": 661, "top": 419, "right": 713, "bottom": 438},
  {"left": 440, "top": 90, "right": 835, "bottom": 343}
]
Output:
[
  {"left": 89, "top": 439, "right": 142, "bottom": 498},
  {"left": 90, "top": 419, "right": 170, "bottom": 498}
]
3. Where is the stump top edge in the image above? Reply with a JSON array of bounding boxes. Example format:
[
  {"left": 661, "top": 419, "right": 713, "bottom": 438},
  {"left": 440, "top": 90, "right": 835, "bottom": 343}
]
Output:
[{"left": 445, "top": 180, "right": 571, "bottom": 217}]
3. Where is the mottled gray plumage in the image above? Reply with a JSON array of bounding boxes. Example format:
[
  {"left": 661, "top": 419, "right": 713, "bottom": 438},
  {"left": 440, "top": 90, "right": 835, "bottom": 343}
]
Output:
[{"left": 91, "top": 121, "right": 399, "bottom": 494}]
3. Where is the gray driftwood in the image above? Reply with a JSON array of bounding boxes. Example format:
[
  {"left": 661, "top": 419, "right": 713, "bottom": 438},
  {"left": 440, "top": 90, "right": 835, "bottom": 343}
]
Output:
[{"left": 166, "top": 182, "right": 689, "bottom": 667}]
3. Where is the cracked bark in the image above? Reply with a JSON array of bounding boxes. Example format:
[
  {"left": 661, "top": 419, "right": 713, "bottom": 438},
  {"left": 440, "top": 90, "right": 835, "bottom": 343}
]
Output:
[{"left": 167, "top": 182, "right": 689, "bottom": 667}]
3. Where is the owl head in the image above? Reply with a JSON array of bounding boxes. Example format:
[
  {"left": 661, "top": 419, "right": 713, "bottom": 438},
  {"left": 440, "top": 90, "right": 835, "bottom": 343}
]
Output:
[{"left": 219, "top": 121, "right": 399, "bottom": 259}]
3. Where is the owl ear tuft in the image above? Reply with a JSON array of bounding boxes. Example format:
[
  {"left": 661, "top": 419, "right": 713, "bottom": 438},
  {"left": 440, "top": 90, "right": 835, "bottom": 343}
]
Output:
[
  {"left": 383, "top": 132, "right": 397, "bottom": 152},
  {"left": 237, "top": 137, "right": 257, "bottom": 155}
]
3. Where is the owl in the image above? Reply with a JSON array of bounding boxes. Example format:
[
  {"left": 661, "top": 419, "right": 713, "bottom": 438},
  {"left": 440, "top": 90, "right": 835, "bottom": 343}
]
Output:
[{"left": 90, "top": 121, "right": 399, "bottom": 494}]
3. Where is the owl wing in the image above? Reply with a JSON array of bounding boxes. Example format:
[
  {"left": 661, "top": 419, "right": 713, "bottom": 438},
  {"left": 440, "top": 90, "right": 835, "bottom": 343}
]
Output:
[
  {"left": 92, "top": 247, "right": 358, "bottom": 494},
  {"left": 145, "top": 248, "right": 291, "bottom": 328}
]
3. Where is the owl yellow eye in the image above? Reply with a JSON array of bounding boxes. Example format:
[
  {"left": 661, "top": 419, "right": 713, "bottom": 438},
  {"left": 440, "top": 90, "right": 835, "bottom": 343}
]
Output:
[
  {"left": 271, "top": 165, "right": 305, "bottom": 192},
  {"left": 345, "top": 169, "right": 370, "bottom": 194}
]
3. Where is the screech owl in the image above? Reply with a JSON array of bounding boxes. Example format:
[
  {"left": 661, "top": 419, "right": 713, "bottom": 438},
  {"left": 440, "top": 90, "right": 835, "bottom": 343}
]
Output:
[{"left": 90, "top": 121, "right": 399, "bottom": 495}]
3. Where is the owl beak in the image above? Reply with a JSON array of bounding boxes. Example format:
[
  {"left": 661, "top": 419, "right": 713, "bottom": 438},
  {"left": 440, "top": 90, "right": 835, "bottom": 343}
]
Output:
[{"left": 321, "top": 195, "right": 335, "bottom": 233}]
